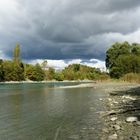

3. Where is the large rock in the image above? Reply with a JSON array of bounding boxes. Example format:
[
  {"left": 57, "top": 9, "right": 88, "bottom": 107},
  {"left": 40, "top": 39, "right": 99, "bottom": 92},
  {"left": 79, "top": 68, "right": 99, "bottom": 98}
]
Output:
[
  {"left": 111, "top": 117, "right": 117, "bottom": 121},
  {"left": 126, "top": 117, "right": 138, "bottom": 123}
]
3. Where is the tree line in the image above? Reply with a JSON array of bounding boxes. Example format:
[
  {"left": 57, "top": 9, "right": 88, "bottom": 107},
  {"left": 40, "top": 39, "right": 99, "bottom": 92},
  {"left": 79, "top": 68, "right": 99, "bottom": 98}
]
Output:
[
  {"left": 1, "top": 41, "right": 139, "bottom": 82},
  {"left": 0, "top": 44, "right": 108, "bottom": 82},
  {"left": 0, "top": 44, "right": 45, "bottom": 81}
]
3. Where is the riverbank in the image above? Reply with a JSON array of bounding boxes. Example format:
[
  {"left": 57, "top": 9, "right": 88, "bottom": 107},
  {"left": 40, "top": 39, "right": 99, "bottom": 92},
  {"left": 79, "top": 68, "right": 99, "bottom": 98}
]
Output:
[
  {"left": 97, "top": 82, "right": 140, "bottom": 140},
  {"left": 0, "top": 80, "right": 95, "bottom": 84}
]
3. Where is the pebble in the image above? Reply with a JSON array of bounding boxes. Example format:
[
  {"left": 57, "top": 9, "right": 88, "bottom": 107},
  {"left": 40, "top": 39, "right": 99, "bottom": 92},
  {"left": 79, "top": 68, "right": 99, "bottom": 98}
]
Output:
[
  {"left": 108, "top": 133, "right": 118, "bottom": 140},
  {"left": 102, "top": 128, "right": 109, "bottom": 133},
  {"left": 111, "top": 117, "right": 117, "bottom": 121},
  {"left": 126, "top": 117, "right": 138, "bottom": 123},
  {"left": 113, "top": 125, "right": 121, "bottom": 130},
  {"left": 136, "top": 121, "right": 140, "bottom": 126}
]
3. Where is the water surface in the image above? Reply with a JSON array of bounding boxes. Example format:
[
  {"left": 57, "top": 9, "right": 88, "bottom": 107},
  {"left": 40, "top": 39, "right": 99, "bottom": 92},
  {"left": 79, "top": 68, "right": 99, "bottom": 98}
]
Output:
[{"left": 0, "top": 82, "right": 106, "bottom": 140}]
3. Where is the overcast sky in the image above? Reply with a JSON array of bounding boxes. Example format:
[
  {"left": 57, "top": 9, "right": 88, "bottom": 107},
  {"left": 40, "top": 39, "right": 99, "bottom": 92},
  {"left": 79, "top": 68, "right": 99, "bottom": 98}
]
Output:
[{"left": 0, "top": 0, "right": 140, "bottom": 69}]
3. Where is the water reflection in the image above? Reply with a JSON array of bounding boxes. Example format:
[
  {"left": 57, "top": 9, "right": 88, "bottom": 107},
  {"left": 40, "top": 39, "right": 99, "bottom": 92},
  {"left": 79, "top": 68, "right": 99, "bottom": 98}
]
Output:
[{"left": 0, "top": 83, "right": 106, "bottom": 140}]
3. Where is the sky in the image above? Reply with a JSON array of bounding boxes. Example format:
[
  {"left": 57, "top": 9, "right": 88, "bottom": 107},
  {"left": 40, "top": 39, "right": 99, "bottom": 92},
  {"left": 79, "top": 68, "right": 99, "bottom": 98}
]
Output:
[{"left": 0, "top": 0, "right": 140, "bottom": 70}]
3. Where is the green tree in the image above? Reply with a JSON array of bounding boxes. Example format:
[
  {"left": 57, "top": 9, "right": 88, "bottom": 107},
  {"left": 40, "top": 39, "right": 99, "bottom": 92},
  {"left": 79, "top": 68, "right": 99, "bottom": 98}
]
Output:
[
  {"left": 131, "top": 43, "right": 140, "bottom": 55},
  {"left": 0, "top": 59, "right": 4, "bottom": 81},
  {"left": 45, "top": 67, "right": 55, "bottom": 80},
  {"left": 13, "top": 43, "right": 20, "bottom": 63},
  {"left": 54, "top": 72, "right": 64, "bottom": 81},
  {"left": 62, "top": 64, "right": 102, "bottom": 80},
  {"left": 25, "top": 64, "right": 45, "bottom": 81},
  {"left": 3, "top": 60, "right": 24, "bottom": 81},
  {"left": 106, "top": 42, "right": 130, "bottom": 69},
  {"left": 106, "top": 42, "right": 140, "bottom": 78},
  {"left": 3, "top": 61, "right": 15, "bottom": 81}
]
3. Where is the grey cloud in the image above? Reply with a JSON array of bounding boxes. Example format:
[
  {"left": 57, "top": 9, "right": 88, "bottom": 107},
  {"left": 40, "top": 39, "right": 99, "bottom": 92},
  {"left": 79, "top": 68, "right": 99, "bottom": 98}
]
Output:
[{"left": 0, "top": 0, "right": 140, "bottom": 61}]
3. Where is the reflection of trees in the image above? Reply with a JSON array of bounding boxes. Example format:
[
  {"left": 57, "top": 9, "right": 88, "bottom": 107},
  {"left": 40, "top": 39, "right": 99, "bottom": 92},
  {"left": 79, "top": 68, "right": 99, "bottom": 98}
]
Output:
[{"left": 9, "top": 92, "right": 24, "bottom": 127}]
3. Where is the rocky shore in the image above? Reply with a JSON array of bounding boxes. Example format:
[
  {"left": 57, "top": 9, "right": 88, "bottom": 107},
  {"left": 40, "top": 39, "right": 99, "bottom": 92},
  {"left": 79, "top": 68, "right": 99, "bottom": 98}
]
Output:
[{"left": 99, "top": 83, "right": 140, "bottom": 140}]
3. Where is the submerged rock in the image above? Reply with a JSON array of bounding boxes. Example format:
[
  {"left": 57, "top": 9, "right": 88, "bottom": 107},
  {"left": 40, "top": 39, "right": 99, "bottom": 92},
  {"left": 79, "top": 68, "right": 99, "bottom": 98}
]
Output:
[
  {"left": 102, "top": 128, "right": 109, "bottom": 133},
  {"left": 126, "top": 117, "right": 138, "bottom": 123},
  {"left": 111, "top": 117, "right": 117, "bottom": 121},
  {"left": 108, "top": 133, "right": 118, "bottom": 140}
]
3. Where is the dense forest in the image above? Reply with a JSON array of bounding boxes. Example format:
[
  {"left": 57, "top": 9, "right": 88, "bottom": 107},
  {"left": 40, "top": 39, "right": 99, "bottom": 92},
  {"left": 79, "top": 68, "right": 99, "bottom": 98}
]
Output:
[
  {"left": 0, "top": 44, "right": 108, "bottom": 82},
  {"left": 0, "top": 42, "right": 140, "bottom": 82}
]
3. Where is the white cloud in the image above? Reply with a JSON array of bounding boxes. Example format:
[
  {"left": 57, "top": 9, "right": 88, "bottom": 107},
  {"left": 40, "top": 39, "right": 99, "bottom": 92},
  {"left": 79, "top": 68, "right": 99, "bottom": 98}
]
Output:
[{"left": 26, "top": 58, "right": 106, "bottom": 71}]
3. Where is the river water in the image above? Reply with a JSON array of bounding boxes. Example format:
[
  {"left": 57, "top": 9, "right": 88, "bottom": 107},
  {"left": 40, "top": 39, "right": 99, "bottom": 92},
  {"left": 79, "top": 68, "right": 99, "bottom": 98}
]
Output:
[{"left": 0, "top": 82, "right": 107, "bottom": 140}]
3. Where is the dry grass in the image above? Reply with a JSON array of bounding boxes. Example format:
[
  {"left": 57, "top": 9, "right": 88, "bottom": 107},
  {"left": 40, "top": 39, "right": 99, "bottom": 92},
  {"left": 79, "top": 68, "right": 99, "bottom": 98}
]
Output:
[{"left": 121, "top": 73, "right": 140, "bottom": 83}]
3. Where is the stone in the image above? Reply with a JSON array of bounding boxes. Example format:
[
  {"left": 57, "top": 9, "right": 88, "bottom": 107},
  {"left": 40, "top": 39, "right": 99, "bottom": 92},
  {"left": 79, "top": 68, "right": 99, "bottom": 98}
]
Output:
[
  {"left": 108, "top": 133, "right": 118, "bottom": 140},
  {"left": 111, "top": 117, "right": 117, "bottom": 121},
  {"left": 126, "top": 117, "right": 138, "bottom": 123},
  {"left": 102, "top": 128, "right": 109, "bottom": 133},
  {"left": 136, "top": 121, "right": 140, "bottom": 126},
  {"left": 113, "top": 125, "right": 121, "bottom": 130}
]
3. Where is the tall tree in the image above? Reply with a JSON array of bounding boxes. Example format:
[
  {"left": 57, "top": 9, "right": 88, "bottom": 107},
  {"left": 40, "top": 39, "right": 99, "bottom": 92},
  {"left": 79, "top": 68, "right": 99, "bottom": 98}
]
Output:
[
  {"left": 11, "top": 43, "right": 25, "bottom": 81},
  {"left": 13, "top": 43, "right": 20, "bottom": 63}
]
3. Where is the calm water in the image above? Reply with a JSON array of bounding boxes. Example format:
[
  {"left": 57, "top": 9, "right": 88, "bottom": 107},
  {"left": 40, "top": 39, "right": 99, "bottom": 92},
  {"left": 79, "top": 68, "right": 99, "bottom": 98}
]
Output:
[{"left": 0, "top": 82, "right": 106, "bottom": 140}]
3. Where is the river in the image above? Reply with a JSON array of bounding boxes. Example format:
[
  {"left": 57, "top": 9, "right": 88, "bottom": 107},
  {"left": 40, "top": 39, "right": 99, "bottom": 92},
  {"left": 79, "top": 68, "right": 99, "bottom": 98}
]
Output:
[{"left": 0, "top": 82, "right": 107, "bottom": 140}]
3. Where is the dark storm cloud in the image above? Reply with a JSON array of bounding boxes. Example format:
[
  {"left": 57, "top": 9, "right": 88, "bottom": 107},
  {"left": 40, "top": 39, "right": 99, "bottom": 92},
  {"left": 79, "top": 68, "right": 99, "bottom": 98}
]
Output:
[{"left": 0, "top": 0, "right": 140, "bottom": 61}]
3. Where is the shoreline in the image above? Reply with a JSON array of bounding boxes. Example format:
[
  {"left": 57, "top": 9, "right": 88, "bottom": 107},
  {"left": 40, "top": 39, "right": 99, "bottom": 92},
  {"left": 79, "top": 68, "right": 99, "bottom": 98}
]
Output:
[
  {"left": 0, "top": 80, "right": 96, "bottom": 84},
  {"left": 98, "top": 83, "right": 140, "bottom": 140}
]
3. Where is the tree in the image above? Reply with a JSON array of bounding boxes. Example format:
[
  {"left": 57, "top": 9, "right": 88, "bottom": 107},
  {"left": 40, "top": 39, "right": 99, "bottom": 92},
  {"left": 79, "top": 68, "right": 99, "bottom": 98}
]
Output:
[
  {"left": 54, "top": 72, "right": 64, "bottom": 81},
  {"left": 3, "top": 60, "right": 25, "bottom": 81},
  {"left": 3, "top": 60, "right": 15, "bottom": 81},
  {"left": 0, "top": 59, "right": 4, "bottom": 81},
  {"left": 106, "top": 42, "right": 140, "bottom": 78},
  {"left": 131, "top": 43, "right": 140, "bottom": 55},
  {"left": 62, "top": 64, "right": 103, "bottom": 80},
  {"left": 106, "top": 42, "right": 130, "bottom": 69},
  {"left": 34, "top": 64, "right": 45, "bottom": 81},
  {"left": 25, "top": 64, "right": 45, "bottom": 81},
  {"left": 13, "top": 43, "right": 20, "bottom": 63},
  {"left": 45, "top": 67, "right": 55, "bottom": 80}
]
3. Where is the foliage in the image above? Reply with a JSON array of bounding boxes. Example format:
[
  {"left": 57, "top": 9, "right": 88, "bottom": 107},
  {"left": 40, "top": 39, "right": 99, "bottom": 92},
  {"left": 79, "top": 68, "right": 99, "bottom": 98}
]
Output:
[
  {"left": 54, "top": 72, "right": 64, "bottom": 81},
  {"left": 62, "top": 64, "right": 103, "bottom": 80},
  {"left": 25, "top": 64, "right": 45, "bottom": 81},
  {"left": 0, "top": 44, "right": 45, "bottom": 81},
  {"left": 45, "top": 67, "right": 55, "bottom": 80},
  {"left": 13, "top": 43, "right": 20, "bottom": 63},
  {"left": 106, "top": 42, "right": 140, "bottom": 78},
  {"left": 0, "top": 59, "right": 4, "bottom": 81},
  {"left": 3, "top": 60, "right": 24, "bottom": 81}
]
